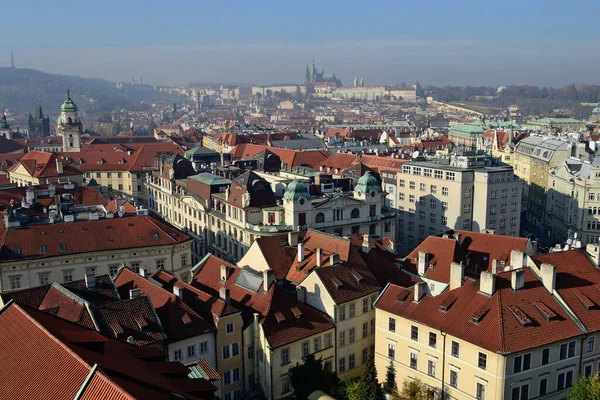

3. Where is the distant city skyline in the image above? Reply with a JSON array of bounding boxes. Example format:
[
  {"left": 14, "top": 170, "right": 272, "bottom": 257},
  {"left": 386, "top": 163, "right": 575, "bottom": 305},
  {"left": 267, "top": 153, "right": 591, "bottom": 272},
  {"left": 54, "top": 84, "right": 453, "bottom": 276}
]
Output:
[{"left": 3, "top": 0, "right": 599, "bottom": 87}]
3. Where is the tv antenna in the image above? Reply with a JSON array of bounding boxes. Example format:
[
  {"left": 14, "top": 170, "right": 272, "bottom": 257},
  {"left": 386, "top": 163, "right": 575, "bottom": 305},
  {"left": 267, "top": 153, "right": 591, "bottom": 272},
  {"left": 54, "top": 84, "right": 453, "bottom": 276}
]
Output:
[{"left": 10, "top": 52, "right": 14, "bottom": 68}]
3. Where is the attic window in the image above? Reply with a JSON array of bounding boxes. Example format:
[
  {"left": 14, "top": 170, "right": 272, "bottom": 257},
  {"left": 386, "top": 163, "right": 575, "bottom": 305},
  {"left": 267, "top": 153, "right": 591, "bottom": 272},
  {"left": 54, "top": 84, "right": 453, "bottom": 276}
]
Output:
[
  {"left": 40, "top": 244, "right": 47, "bottom": 254},
  {"left": 110, "top": 321, "right": 124, "bottom": 337},
  {"left": 274, "top": 311, "right": 286, "bottom": 323},
  {"left": 153, "top": 233, "right": 159, "bottom": 239},
  {"left": 351, "top": 270, "right": 364, "bottom": 284},
  {"left": 575, "top": 291, "right": 596, "bottom": 311},
  {"left": 508, "top": 305, "right": 533, "bottom": 327},
  {"left": 532, "top": 300, "right": 558, "bottom": 322},
  {"left": 82, "top": 227, "right": 88, "bottom": 232},
  {"left": 59, "top": 243, "right": 66, "bottom": 251},
  {"left": 105, "top": 225, "right": 111, "bottom": 229},
  {"left": 14, "top": 247, "right": 21, "bottom": 256},
  {"left": 470, "top": 306, "right": 489, "bottom": 324},
  {"left": 181, "top": 313, "right": 192, "bottom": 326},
  {"left": 439, "top": 296, "right": 458, "bottom": 312},
  {"left": 40, "top": 231, "right": 46, "bottom": 235},
  {"left": 108, "top": 238, "right": 114, "bottom": 242},
  {"left": 128, "top": 223, "right": 134, "bottom": 227},
  {"left": 58, "top": 230, "right": 63, "bottom": 234},
  {"left": 331, "top": 277, "right": 344, "bottom": 290},
  {"left": 135, "top": 316, "right": 148, "bottom": 331},
  {"left": 291, "top": 307, "right": 303, "bottom": 319},
  {"left": 396, "top": 292, "right": 410, "bottom": 303}
]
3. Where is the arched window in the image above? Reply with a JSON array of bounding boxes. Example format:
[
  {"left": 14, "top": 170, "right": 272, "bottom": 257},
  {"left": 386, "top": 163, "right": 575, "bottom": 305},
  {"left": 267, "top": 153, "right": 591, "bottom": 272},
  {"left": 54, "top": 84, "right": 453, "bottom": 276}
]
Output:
[
  {"left": 67, "top": 117, "right": 72, "bottom": 124},
  {"left": 315, "top": 212, "right": 325, "bottom": 223},
  {"left": 351, "top": 208, "right": 360, "bottom": 219}
]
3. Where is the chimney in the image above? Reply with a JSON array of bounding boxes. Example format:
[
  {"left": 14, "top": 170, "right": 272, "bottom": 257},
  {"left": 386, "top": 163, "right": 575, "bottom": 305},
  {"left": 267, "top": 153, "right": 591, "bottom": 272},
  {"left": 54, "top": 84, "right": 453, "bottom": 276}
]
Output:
[
  {"left": 55, "top": 158, "right": 63, "bottom": 174},
  {"left": 510, "top": 250, "right": 525, "bottom": 270},
  {"left": 288, "top": 231, "right": 299, "bottom": 247},
  {"left": 413, "top": 282, "right": 427, "bottom": 303},
  {"left": 127, "top": 336, "right": 135, "bottom": 345},
  {"left": 454, "top": 232, "right": 463, "bottom": 245},
  {"left": 511, "top": 270, "right": 525, "bottom": 291},
  {"left": 479, "top": 271, "right": 496, "bottom": 296},
  {"left": 263, "top": 269, "right": 275, "bottom": 293},
  {"left": 138, "top": 268, "right": 147, "bottom": 278},
  {"left": 173, "top": 285, "right": 183, "bottom": 299},
  {"left": 491, "top": 259, "right": 499, "bottom": 274},
  {"left": 298, "top": 242, "right": 305, "bottom": 262},
  {"left": 85, "top": 272, "right": 96, "bottom": 289},
  {"left": 296, "top": 285, "right": 306, "bottom": 303},
  {"left": 586, "top": 243, "right": 600, "bottom": 267},
  {"left": 362, "top": 234, "right": 370, "bottom": 253},
  {"left": 418, "top": 251, "right": 429, "bottom": 276},
  {"left": 316, "top": 248, "right": 323, "bottom": 267},
  {"left": 219, "top": 287, "right": 230, "bottom": 303},
  {"left": 220, "top": 264, "right": 229, "bottom": 282},
  {"left": 540, "top": 263, "right": 556, "bottom": 293},
  {"left": 129, "top": 287, "right": 141, "bottom": 299},
  {"left": 25, "top": 186, "right": 35, "bottom": 205},
  {"left": 330, "top": 253, "right": 340, "bottom": 266},
  {"left": 450, "top": 262, "right": 464, "bottom": 290}
]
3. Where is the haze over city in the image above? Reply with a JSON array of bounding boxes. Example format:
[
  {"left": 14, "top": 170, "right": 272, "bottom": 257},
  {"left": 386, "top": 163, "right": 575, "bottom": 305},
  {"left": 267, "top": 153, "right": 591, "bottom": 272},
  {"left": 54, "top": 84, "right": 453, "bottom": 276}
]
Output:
[{"left": 3, "top": 0, "right": 599, "bottom": 86}]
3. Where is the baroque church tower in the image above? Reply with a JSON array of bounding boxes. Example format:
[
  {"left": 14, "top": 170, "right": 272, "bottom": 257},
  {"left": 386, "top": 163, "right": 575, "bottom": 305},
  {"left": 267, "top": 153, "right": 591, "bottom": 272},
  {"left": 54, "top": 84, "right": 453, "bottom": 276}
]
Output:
[{"left": 57, "top": 90, "right": 83, "bottom": 152}]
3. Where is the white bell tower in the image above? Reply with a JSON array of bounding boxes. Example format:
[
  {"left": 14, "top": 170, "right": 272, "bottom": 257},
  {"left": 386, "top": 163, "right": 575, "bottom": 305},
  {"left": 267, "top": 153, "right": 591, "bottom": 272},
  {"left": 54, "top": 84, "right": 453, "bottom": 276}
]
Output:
[{"left": 57, "top": 90, "right": 83, "bottom": 152}]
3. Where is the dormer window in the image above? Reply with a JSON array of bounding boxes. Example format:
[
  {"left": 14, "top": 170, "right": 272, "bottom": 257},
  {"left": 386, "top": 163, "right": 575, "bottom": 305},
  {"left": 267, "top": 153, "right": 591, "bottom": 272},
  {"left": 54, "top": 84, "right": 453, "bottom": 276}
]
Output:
[
  {"left": 40, "top": 244, "right": 47, "bottom": 254},
  {"left": 14, "top": 247, "right": 21, "bottom": 256}
]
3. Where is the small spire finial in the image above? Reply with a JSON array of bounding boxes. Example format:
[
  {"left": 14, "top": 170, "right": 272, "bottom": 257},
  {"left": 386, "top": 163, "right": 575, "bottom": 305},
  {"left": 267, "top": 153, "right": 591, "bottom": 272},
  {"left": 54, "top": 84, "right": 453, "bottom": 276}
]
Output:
[{"left": 66, "top": 89, "right": 71, "bottom": 99}]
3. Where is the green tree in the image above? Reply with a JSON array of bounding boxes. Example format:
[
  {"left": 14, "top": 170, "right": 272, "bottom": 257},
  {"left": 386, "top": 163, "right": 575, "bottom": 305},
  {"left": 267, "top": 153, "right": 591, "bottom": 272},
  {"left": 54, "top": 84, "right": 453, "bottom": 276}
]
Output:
[
  {"left": 568, "top": 374, "right": 600, "bottom": 400},
  {"left": 288, "top": 354, "right": 339, "bottom": 400},
  {"left": 385, "top": 360, "right": 396, "bottom": 391},
  {"left": 398, "top": 378, "right": 428, "bottom": 400},
  {"left": 346, "top": 358, "right": 384, "bottom": 400},
  {"left": 111, "top": 121, "right": 122, "bottom": 136}
]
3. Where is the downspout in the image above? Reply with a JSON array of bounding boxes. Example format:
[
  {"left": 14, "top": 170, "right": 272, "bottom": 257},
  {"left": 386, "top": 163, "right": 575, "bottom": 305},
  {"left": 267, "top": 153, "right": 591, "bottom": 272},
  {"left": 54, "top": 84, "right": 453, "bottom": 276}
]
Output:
[
  {"left": 441, "top": 331, "right": 447, "bottom": 400},
  {"left": 254, "top": 313, "right": 260, "bottom": 388}
]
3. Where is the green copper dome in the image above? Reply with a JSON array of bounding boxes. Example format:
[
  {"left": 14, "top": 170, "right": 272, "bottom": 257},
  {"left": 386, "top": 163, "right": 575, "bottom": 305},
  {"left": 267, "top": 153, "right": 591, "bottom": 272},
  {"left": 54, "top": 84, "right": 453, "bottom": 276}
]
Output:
[
  {"left": 56, "top": 115, "right": 63, "bottom": 125},
  {"left": 283, "top": 179, "right": 311, "bottom": 202},
  {"left": 355, "top": 171, "right": 381, "bottom": 194},
  {"left": 61, "top": 97, "right": 78, "bottom": 111}
]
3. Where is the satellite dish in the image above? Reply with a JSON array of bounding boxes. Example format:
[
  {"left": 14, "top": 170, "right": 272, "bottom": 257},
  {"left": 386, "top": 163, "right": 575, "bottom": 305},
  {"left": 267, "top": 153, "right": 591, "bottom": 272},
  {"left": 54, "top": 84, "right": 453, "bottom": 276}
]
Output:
[
  {"left": 412, "top": 151, "right": 419, "bottom": 158},
  {"left": 567, "top": 238, "right": 573, "bottom": 245}
]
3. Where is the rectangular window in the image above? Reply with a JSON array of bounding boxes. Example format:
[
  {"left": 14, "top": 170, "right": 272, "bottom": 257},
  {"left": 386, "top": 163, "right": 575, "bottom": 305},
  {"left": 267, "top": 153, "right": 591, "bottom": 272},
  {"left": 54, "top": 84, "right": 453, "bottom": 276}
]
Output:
[
  {"left": 339, "top": 305, "right": 346, "bottom": 321},
  {"left": 464, "top": 204, "right": 471, "bottom": 214},
  {"left": 411, "top": 326, "right": 418, "bottom": 341},
  {"left": 568, "top": 341, "right": 576, "bottom": 357},
  {"left": 420, "top": 183, "right": 426, "bottom": 191},
  {"left": 511, "top": 384, "right": 529, "bottom": 400},
  {"left": 339, "top": 331, "right": 345, "bottom": 347},
  {"left": 282, "top": 377, "right": 291, "bottom": 394},
  {"left": 441, "top": 201, "right": 448, "bottom": 210},
  {"left": 442, "top": 187, "right": 448, "bottom": 196},
  {"left": 585, "top": 364, "right": 593, "bottom": 377},
  {"left": 476, "top": 383, "right": 486, "bottom": 400},
  {"left": 429, "top": 332, "right": 437, "bottom": 348},
  {"left": 410, "top": 352, "right": 417, "bottom": 369},
  {"left": 557, "top": 370, "right": 574, "bottom": 391},
  {"left": 363, "top": 348, "right": 368, "bottom": 364},
  {"left": 63, "top": 270, "right": 73, "bottom": 284},
  {"left": 349, "top": 328, "right": 355, "bottom": 344},
  {"left": 389, "top": 317, "right": 396, "bottom": 333},
  {"left": 232, "top": 342, "right": 239, "bottom": 356},
  {"left": 409, "top": 182, "right": 415, "bottom": 190},
  {"left": 450, "top": 370, "right": 458, "bottom": 388},
  {"left": 156, "top": 260, "right": 165, "bottom": 269},
  {"left": 349, "top": 303, "right": 355, "bottom": 318},
  {"left": 222, "top": 345, "right": 231, "bottom": 360},
  {"left": 539, "top": 377, "right": 548, "bottom": 396},
  {"left": 173, "top": 349, "right": 182, "bottom": 361},
  {"left": 427, "top": 360, "right": 436, "bottom": 377},
  {"left": 302, "top": 341, "right": 309, "bottom": 357},
  {"left": 224, "top": 370, "right": 231, "bottom": 386},
  {"left": 339, "top": 357, "right": 346, "bottom": 373},
  {"left": 363, "top": 298, "right": 369, "bottom": 313},
  {"left": 325, "top": 333, "right": 332, "bottom": 348},
  {"left": 247, "top": 345, "right": 254, "bottom": 359},
  {"left": 348, "top": 354, "right": 355, "bottom": 369},
  {"left": 388, "top": 343, "right": 395, "bottom": 359},
  {"left": 541, "top": 348, "right": 550, "bottom": 365},
  {"left": 199, "top": 341, "right": 208, "bottom": 355},
  {"left": 9, "top": 276, "right": 20, "bottom": 290},
  {"left": 39, "top": 273, "right": 50, "bottom": 286},
  {"left": 226, "top": 322, "right": 234, "bottom": 334},
  {"left": 187, "top": 345, "right": 196, "bottom": 358},
  {"left": 314, "top": 337, "right": 321, "bottom": 352},
  {"left": 371, "top": 319, "right": 375, "bottom": 335},
  {"left": 588, "top": 336, "right": 595, "bottom": 353},
  {"left": 478, "top": 352, "right": 487, "bottom": 370},
  {"left": 435, "top": 170, "right": 443, "bottom": 179},
  {"left": 281, "top": 348, "right": 290, "bottom": 365},
  {"left": 430, "top": 185, "right": 437, "bottom": 194}
]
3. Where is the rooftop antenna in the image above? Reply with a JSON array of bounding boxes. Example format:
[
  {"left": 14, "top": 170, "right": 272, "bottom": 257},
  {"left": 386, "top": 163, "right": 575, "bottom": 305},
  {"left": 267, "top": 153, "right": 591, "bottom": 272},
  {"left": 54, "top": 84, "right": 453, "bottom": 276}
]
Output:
[{"left": 10, "top": 52, "right": 14, "bottom": 68}]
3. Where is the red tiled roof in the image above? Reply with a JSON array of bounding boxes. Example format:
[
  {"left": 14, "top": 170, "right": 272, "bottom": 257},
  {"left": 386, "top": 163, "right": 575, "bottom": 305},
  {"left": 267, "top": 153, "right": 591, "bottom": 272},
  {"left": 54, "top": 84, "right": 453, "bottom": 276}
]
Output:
[
  {"left": 255, "top": 235, "right": 297, "bottom": 280},
  {"left": 226, "top": 170, "right": 277, "bottom": 209},
  {"left": 0, "top": 303, "right": 215, "bottom": 399},
  {"left": 366, "top": 248, "right": 421, "bottom": 288},
  {"left": 10, "top": 150, "right": 81, "bottom": 178},
  {"left": 114, "top": 268, "right": 215, "bottom": 342},
  {"left": 192, "top": 254, "right": 333, "bottom": 347},
  {"left": 0, "top": 136, "right": 27, "bottom": 154},
  {"left": 0, "top": 214, "right": 190, "bottom": 261},
  {"left": 230, "top": 144, "right": 329, "bottom": 168},
  {"left": 376, "top": 269, "right": 584, "bottom": 353},
  {"left": 533, "top": 250, "right": 600, "bottom": 334},
  {"left": 403, "top": 237, "right": 466, "bottom": 283},
  {"left": 104, "top": 197, "right": 137, "bottom": 213},
  {"left": 195, "top": 358, "right": 220, "bottom": 381}
]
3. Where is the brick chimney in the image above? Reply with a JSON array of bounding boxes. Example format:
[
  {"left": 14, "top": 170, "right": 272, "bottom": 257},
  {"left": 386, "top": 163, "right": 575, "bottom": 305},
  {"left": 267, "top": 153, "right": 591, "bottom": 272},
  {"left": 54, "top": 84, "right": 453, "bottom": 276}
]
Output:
[
  {"left": 55, "top": 158, "right": 63, "bottom": 174},
  {"left": 263, "top": 269, "right": 275, "bottom": 293},
  {"left": 450, "top": 262, "right": 464, "bottom": 290},
  {"left": 479, "top": 271, "right": 496, "bottom": 296},
  {"left": 540, "top": 263, "right": 556, "bottom": 293}
]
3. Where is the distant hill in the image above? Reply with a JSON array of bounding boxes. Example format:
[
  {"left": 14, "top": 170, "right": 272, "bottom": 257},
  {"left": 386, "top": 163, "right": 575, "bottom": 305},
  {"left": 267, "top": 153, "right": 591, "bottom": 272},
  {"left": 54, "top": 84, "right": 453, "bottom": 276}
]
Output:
[{"left": 0, "top": 67, "right": 186, "bottom": 115}]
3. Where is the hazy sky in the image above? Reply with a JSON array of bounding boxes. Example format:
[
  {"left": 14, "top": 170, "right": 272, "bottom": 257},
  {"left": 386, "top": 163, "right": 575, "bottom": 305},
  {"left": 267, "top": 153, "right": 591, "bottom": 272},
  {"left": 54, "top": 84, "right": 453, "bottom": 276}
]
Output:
[{"left": 2, "top": 0, "right": 599, "bottom": 87}]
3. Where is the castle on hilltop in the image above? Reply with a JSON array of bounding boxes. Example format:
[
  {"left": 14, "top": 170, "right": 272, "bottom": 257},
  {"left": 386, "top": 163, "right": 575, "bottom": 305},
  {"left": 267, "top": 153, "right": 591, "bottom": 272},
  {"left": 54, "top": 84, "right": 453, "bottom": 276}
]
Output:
[{"left": 305, "top": 60, "right": 341, "bottom": 86}]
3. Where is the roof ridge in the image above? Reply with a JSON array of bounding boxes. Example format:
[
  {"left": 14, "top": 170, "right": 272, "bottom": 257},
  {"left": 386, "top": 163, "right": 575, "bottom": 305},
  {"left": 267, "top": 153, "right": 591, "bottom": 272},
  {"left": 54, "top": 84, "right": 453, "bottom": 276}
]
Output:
[{"left": 496, "top": 286, "right": 506, "bottom": 353}]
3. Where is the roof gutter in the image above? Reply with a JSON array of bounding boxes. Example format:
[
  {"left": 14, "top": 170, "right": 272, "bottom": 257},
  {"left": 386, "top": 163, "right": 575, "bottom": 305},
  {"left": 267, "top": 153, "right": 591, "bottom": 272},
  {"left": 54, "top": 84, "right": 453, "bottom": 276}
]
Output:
[{"left": 73, "top": 363, "right": 99, "bottom": 400}]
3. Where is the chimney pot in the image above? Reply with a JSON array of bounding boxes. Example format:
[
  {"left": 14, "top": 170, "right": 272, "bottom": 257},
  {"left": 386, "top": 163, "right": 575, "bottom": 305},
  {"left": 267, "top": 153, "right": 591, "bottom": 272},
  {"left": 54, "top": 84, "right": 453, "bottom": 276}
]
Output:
[
  {"left": 479, "top": 271, "right": 496, "bottom": 296},
  {"left": 418, "top": 251, "right": 429, "bottom": 276},
  {"left": 298, "top": 242, "right": 305, "bottom": 263},
  {"left": 288, "top": 231, "right": 299, "bottom": 247},
  {"left": 219, "top": 287, "right": 230, "bottom": 303},
  {"left": 173, "top": 285, "right": 183, "bottom": 299},
  {"left": 413, "top": 282, "right": 427, "bottom": 302},
  {"left": 330, "top": 253, "right": 340, "bottom": 266},
  {"left": 316, "top": 248, "right": 323, "bottom": 267},
  {"left": 491, "top": 259, "right": 499, "bottom": 274},
  {"left": 511, "top": 269, "right": 525, "bottom": 291},
  {"left": 220, "top": 264, "right": 229, "bottom": 282},
  {"left": 263, "top": 269, "right": 275, "bottom": 293},
  {"left": 450, "top": 262, "right": 464, "bottom": 290},
  {"left": 510, "top": 250, "right": 525, "bottom": 270},
  {"left": 296, "top": 285, "right": 306, "bottom": 303},
  {"left": 138, "top": 268, "right": 147, "bottom": 278},
  {"left": 540, "top": 263, "right": 556, "bottom": 293}
]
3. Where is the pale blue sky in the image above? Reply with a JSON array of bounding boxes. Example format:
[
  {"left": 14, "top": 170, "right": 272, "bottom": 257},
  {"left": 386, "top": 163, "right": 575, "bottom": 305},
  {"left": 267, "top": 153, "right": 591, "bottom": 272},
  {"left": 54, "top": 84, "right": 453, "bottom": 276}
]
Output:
[{"left": 1, "top": 0, "right": 597, "bottom": 86}]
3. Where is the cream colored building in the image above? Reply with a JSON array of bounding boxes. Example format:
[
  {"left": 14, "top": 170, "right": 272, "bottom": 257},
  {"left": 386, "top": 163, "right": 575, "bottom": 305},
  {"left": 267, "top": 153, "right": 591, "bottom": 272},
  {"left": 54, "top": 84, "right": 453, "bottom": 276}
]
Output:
[
  {"left": 375, "top": 267, "right": 585, "bottom": 400},
  {"left": 394, "top": 159, "right": 521, "bottom": 255},
  {"left": 0, "top": 212, "right": 192, "bottom": 292}
]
